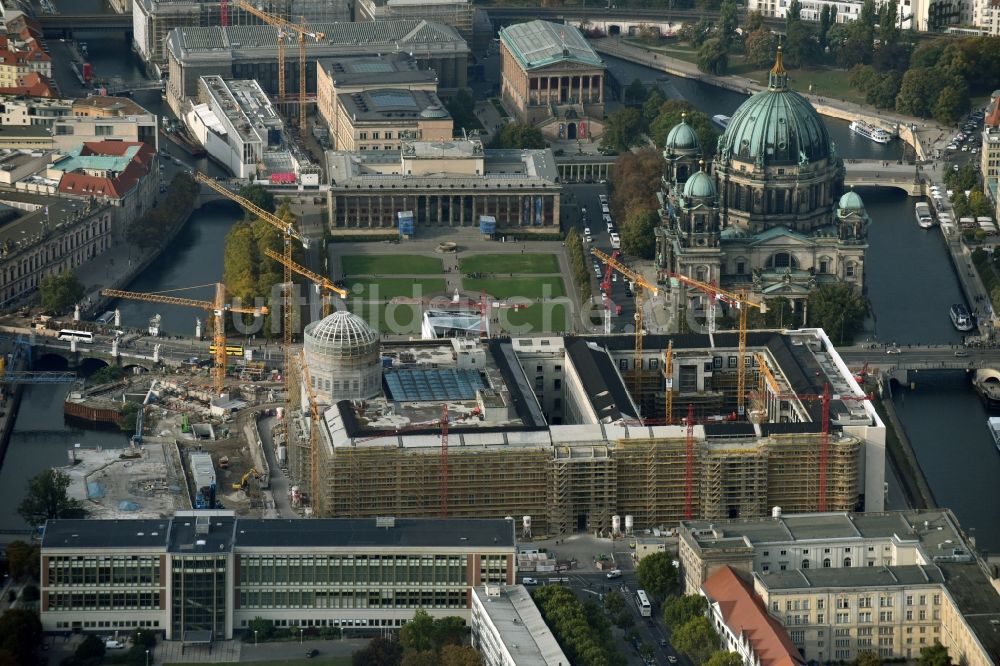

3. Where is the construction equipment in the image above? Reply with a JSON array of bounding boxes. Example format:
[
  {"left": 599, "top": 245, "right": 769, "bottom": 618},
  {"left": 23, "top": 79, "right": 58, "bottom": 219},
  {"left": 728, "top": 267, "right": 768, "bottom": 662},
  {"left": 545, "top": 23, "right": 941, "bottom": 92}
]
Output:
[
  {"left": 664, "top": 340, "right": 674, "bottom": 424},
  {"left": 591, "top": 248, "right": 659, "bottom": 396},
  {"left": 0, "top": 335, "right": 77, "bottom": 386},
  {"left": 232, "top": 468, "right": 260, "bottom": 490},
  {"left": 662, "top": 270, "right": 765, "bottom": 416},
  {"left": 220, "top": 0, "right": 229, "bottom": 26},
  {"left": 752, "top": 351, "right": 872, "bottom": 512},
  {"left": 264, "top": 248, "right": 347, "bottom": 316},
  {"left": 440, "top": 403, "right": 449, "bottom": 517},
  {"left": 132, "top": 380, "right": 158, "bottom": 446},
  {"left": 299, "top": 350, "right": 321, "bottom": 514},
  {"left": 195, "top": 172, "right": 308, "bottom": 399},
  {"left": 101, "top": 283, "right": 267, "bottom": 394},
  {"left": 600, "top": 250, "right": 620, "bottom": 335},
  {"left": 236, "top": 1, "right": 325, "bottom": 140}
]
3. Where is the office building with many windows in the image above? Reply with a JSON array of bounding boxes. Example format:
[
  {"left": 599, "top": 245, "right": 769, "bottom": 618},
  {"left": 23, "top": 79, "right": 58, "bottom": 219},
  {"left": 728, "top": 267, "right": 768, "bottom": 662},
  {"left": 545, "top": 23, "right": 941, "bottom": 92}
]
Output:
[{"left": 40, "top": 513, "right": 516, "bottom": 640}]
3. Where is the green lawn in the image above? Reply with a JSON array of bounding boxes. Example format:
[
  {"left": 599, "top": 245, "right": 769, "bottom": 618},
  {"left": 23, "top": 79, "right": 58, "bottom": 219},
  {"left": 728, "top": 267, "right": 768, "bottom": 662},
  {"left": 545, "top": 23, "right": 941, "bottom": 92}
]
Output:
[
  {"left": 341, "top": 254, "right": 443, "bottom": 275},
  {"left": 350, "top": 302, "right": 423, "bottom": 334},
  {"left": 346, "top": 278, "right": 448, "bottom": 300},
  {"left": 497, "top": 303, "right": 570, "bottom": 333},
  {"left": 459, "top": 253, "right": 560, "bottom": 274},
  {"left": 465, "top": 276, "right": 566, "bottom": 299}
]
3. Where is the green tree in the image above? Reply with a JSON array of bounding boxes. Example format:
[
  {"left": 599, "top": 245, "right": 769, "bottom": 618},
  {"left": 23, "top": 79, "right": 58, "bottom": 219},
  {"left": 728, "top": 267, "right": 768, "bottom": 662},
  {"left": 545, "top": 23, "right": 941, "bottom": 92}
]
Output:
[
  {"left": 917, "top": 643, "right": 952, "bottom": 666},
  {"left": 532, "top": 585, "right": 621, "bottom": 666},
  {"left": 673, "top": 616, "right": 721, "bottom": 665},
  {"left": 440, "top": 644, "right": 481, "bottom": 666},
  {"left": 945, "top": 164, "right": 979, "bottom": 192},
  {"left": 74, "top": 634, "right": 106, "bottom": 664},
  {"left": 491, "top": 122, "right": 546, "bottom": 149},
  {"left": 855, "top": 650, "right": 883, "bottom": 666},
  {"left": 237, "top": 185, "right": 276, "bottom": 217},
  {"left": 601, "top": 107, "right": 643, "bottom": 152},
  {"left": 400, "top": 609, "right": 436, "bottom": 652},
  {"left": 5, "top": 541, "right": 39, "bottom": 581},
  {"left": 622, "top": 208, "right": 659, "bottom": 260},
  {"left": 248, "top": 616, "right": 275, "bottom": 641},
  {"left": 933, "top": 84, "right": 970, "bottom": 124},
  {"left": 744, "top": 29, "right": 778, "bottom": 68},
  {"left": 718, "top": 0, "right": 739, "bottom": 45},
  {"left": 744, "top": 9, "right": 764, "bottom": 32},
  {"left": 626, "top": 78, "right": 648, "bottom": 106},
  {"left": 566, "top": 227, "right": 592, "bottom": 302},
  {"left": 806, "top": 283, "right": 868, "bottom": 345},
  {"left": 697, "top": 38, "right": 729, "bottom": 75},
  {"left": 705, "top": 651, "right": 745, "bottom": 666},
  {"left": 877, "top": 0, "right": 899, "bottom": 47},
  {"left": 39, "top": 271, "right": 85, "bottom": 314},
  {"left": 19, "top": 585, "right": 38, "bottom": 603},
  {"left": 895, "top": 67, "right": 940, "bottom": 117},
  {"left": 610, "top": 148, "right": 664, "bottom": 223},
  {"left": 445, "top": 89, "right": 480, "bottom": 131},
  {"left": 17, "top": 469, "right": 84, "bottom": 526},
  {"left": 353, "top": 636, "right": 403, "bottom": 666},
  {"left": 402, "top": 651, "right": 439, "bottom": 666},
  {"left": 433, "top": 615, "right": 467, "bottom": 648},
  {"left": 818, "top": 4, "right": 833, "bottom": 50},
  {"left": 635, "top": 552, "right": 680, "bottom": 599},
  {"left": 663, "top": 594, "right": 708, "bottom": 629},
  {"left": 0, "top": 608, "right": 42, "bottom": 666},
  {"left": 604, "top": 589, "right": 627, "bottom": 615},
  {"left": 127, "top": 173, "right": 198, "bottom": 250},
  {"left": 643, "top": 87, "right": 666, "bottom": 128}
]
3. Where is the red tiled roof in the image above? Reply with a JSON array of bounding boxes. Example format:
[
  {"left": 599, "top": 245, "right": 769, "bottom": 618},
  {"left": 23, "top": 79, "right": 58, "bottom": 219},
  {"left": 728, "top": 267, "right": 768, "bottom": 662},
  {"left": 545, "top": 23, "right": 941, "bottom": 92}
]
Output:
[
  {"left": 702, "top": 566, "right": 805, "bottom": 666},
  {"left": 987, "top": 97, "right": 1000, "bottom": 128},
  {"left": 0, "top": 72, "right": 55, "bottom": 97},
  {"left": 58, "top": 142, "right": 156, "bottom": 201}
]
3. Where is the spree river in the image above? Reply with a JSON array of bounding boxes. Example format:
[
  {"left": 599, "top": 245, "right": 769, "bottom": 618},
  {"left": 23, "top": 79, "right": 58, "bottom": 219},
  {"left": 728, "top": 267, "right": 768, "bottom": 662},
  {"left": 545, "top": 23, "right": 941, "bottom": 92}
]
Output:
[{"left": 3, "top": 45, "right": 997, "bottom": 550}]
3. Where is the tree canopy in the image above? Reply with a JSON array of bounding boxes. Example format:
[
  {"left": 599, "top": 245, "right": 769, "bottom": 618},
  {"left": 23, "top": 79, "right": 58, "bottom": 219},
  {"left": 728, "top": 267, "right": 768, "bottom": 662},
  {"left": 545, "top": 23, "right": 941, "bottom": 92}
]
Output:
[
  {"left": 491, "top": 123, "right": 546, "bottom": 149},
  {"left": 648, "top": 100, "right": 718, "bottom": 158},
  {"left": 610, "top": 148, "right": 664, "bottom": 224},
  {"left": 697, "top": 38, "right": 729, "bottom": 75},
  {"left": 806, "top": 283, "right": 868, "bottom": 345},
  {"left": 238, "top": 185, "right": 276, "bottom": 217},
  {"left": 855, "top": 650, "right": 883, "bottom": 666},
  {"left": 39, "top": 272, "right": 84, "bottom": 314},
  {"left": 352, "top": 637, "right": 404, "bottom": 666},
  {"left": 5, "top": 541, "right": 39, "bottom": 581},
  {"left": 705, "top": 651, "right": 745, "bottom": 666},
  {"left": 445, "top": 89, "right": 481, "bottom": 132},
  {"left": 0, "top": 609, "right": 42, "bottom": 666},
  {"left": 17, "top": 469, "right": 84, "bottom": 527},
  {"left": 635, "top": 552, "right": 681, "bottom": 600},
  {"left": 126, "top": 173, "right": 198, "bottom": 250},
  {"left": 917, "top": 643, "right": 952, "bottom": 666},
  {"left": 566, "top": 227, "right": 592, "bottom": 303},
  {"left": 673, "top": 616, "right": 721, "bottom": 665},
  {"left": 663, "top": 594, "right": 709, "bottom": 629},
  {"left": 532, "top": 585, "right": 622, "bottom": 666},
  {"left": 601, "top": 107, "right": 644, "bottom": 153},
  {"left": 621, "top": 208, "right": 659, "bottom": 261}
]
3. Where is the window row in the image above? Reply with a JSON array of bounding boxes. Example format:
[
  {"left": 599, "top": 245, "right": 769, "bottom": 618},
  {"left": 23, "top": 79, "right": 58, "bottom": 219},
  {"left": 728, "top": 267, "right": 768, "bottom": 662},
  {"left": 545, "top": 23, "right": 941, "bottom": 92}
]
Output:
[
  {"left": 48, "top": 591, "right": 161, "bottom": 611},
  {"left": 238, "top": 589, "right": 467, "bottom": 610},
  {"left": 238, "top": 562, "right": 469, "bottom": 585}
]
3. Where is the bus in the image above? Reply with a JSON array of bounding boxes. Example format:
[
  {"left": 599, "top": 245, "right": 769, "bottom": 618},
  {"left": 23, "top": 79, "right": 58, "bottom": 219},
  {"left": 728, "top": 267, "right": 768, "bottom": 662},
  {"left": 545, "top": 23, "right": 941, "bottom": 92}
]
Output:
[
  {"left": 635, "top": 589, "right": 651, "bottom": 617},
  {"left": 208, "top": 344, "right": 244, "bottom": 357},
  {"left": 57, "top": 329, "right": 93, "bottom": 343}
]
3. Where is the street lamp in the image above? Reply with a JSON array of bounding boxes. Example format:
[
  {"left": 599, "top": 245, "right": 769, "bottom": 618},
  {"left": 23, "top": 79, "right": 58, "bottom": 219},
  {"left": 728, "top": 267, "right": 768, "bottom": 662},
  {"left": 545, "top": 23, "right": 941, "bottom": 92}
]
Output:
[
  {"left": 300, "top": 628, "right": 304, "bottom": 644},
  {"left": 254, "top": 630, "right": 258, "bottom": 646},
  {"left": 145, "top": 649, "right": 150, "bottom": 666}
]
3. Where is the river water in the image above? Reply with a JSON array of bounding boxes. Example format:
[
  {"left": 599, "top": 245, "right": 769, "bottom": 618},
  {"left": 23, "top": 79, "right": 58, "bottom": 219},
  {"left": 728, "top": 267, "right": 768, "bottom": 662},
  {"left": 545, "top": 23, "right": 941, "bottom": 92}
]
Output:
[{"left": 3, "top": 45, "right": 996, "bottom": 550}]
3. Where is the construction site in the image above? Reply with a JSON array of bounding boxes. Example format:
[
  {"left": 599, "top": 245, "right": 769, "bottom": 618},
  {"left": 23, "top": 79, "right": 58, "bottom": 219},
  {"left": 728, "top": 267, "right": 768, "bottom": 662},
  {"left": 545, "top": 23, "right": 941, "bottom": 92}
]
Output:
[{"left": 283, "top": 303, "right": 885, "bottom": 537}]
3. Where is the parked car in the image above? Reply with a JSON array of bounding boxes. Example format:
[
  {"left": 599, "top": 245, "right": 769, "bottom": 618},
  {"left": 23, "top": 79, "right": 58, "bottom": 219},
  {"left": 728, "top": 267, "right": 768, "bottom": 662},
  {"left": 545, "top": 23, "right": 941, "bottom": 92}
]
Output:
[
  {"left": 105, "top": 640, "right": 124, "bottom": 650},
  {"left": 306, "top": 649, "right": 319, "bottom": 658},
  {"left": 606, "top": 569, "right": 622, "bottom": 578},
  {"left": 522, "top": 577, "right": 538, "bottom": 585}
]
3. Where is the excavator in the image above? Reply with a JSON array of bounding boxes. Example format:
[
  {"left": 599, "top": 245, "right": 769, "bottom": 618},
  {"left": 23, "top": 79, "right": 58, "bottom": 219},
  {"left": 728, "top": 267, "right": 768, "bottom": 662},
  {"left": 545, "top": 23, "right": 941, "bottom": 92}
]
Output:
[{"left": 232, "top": 468, "right": 260, "bottom": 491}]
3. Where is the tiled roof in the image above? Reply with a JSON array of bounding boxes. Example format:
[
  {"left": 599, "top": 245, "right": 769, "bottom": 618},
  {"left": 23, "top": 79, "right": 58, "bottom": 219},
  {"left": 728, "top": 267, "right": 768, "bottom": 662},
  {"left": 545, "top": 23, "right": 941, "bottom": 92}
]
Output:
[
  {"left": 500, "top": 20, "right": 603, "bottom": 71},
  {"left": 73, "top": 96, "right": 151, "bottom": 117},
  {"left": 986, "top": 96, "right": 1000, "bottom": 128},
  {"left": 56, "top": 141, "right": 155, "bottom": 201},
  {"left": 703, "top": 566, "right": 805, "bottom": 666},
  {"left": 0, "top": 72, "right": 55, "bottom": 98}
]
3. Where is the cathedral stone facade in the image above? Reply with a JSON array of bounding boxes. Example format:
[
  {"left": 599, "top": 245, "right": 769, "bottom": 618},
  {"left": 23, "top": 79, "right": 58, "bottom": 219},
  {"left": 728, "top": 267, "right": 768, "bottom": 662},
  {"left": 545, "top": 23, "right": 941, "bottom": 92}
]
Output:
[{"left": 656, "top": 50, "right": 869, "bottom": 323}]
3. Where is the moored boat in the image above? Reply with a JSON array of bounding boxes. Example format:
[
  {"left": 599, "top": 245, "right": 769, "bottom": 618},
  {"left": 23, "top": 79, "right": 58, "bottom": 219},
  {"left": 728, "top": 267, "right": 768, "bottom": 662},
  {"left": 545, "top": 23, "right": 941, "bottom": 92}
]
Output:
[
  {"left": 950, "top": 304, "right": 974, "bottom": 331},
  {"left": 988, "top": 417, "right": 1000, "bottom": 453},
  {"left": 850, "top": 119, "right": 893, "bottom": 144},
  {"left": 712, "top": 114, "right": 731, "bottom": 130},
  {"left": 915, "top": 202, "right": 934, "bottom": 229}
]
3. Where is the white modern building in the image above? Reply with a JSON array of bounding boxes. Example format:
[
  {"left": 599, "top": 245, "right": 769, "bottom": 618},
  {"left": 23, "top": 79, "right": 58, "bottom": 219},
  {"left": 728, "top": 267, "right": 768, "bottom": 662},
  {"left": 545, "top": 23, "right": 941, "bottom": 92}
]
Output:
[
  {"left": 747, "top": 0, "right": 969, "bottom": 31},
  {"left": 471, "top": 584, "right": 569, "bottom": 666},
  {"left": 186, "top": 76, "right": 284, "bottom": 179}
]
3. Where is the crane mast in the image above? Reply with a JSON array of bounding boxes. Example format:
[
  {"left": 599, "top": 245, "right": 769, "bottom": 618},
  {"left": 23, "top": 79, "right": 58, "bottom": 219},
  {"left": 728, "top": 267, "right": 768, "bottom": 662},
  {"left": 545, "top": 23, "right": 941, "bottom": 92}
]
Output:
[
  {"left": 194, "top": 173, "right": 308, "bottom": 402},
  {"left": 264, "top": 248, "right": 347, "bottom": 317},
  {"left": 101, "top": 284, "right": 266, "bottom": 394}
]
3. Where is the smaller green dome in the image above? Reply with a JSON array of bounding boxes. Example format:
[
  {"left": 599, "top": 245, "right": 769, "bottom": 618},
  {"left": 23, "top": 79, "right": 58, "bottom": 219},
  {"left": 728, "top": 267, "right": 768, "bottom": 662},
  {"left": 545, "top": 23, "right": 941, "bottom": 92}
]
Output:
[
  {"left": 665, "top": 116, "right": 700, "bottom": 151},
  {"left": 839, "top": 191, "right": 865, "bottom": 210},
  {"left": 683, "top": 170, "right": 716, "bottom": 199}
]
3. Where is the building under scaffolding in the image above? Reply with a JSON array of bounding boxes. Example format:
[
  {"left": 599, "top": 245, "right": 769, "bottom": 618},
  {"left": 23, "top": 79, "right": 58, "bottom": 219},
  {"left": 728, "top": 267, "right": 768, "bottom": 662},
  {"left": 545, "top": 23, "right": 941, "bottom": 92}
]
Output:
[{"left": 293, "top": 314, "right": 884, "bottom": 536}]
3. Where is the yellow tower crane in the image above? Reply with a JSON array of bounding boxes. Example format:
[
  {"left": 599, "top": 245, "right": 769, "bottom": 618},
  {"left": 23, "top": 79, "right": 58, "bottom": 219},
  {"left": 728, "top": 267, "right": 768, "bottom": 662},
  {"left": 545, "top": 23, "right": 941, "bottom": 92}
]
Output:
[
  {"left": 101, "top": 284, "right": 267, "bottom": 395},
  {"left": 591, "top": 248, "right": 659, "bottom": 397},
  {"left": 236, "top": 1, "right": 324, "bottom": 140},
  {"left": 662, "top": 270, "right": 765, "bottom": 416},
  {"left": 263, "top": 248, "right": 347, "bottom": 317},
  {"left": 664, "top": 339, "right": 674, "bottom": 424},
  {"left": 298, "top": 350, "right": 321, "bottom": 515},
  {"left": 194, "top": 173, "right": 308, "bottom": 399}
]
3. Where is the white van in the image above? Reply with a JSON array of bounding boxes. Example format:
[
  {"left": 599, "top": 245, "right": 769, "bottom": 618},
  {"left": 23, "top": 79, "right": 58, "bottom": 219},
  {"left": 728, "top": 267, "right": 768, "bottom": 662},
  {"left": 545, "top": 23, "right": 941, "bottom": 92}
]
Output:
[
  {"left": 105, "top": 640, "right": 125, "bottom": 650},
  {"left": 606, "top": 569, "right": 622, "bottom": 579},
  {"left": 610, "top": 233, "right": 621, "bottom": 249}
]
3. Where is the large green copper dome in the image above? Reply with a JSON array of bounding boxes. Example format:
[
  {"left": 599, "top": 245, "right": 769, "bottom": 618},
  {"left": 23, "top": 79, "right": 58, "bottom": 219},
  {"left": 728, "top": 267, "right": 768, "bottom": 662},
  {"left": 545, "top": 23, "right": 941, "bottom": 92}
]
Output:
[{"left": 718, "top": 49, "right": 831, "bottom": 166}]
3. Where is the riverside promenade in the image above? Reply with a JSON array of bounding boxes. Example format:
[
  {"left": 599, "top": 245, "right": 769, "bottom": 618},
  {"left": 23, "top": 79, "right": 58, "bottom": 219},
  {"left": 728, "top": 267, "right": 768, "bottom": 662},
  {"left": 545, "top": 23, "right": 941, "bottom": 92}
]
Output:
[{"left": 591, "top": 37, "right": 957, "bottom": 162}]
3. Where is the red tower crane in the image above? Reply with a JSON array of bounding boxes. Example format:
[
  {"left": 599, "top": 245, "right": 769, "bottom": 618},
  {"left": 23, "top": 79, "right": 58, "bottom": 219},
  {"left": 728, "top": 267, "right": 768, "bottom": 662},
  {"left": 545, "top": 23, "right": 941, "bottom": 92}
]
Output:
[{"left": 220, "top": 0, "right": 229, "bottom": 26}]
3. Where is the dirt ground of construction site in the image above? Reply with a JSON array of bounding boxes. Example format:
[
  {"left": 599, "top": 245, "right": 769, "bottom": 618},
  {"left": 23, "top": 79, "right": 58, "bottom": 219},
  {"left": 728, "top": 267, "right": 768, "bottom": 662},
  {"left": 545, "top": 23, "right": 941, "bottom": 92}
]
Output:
[{"left": 60, "top": 373, "right": 287, "bottom": 521}]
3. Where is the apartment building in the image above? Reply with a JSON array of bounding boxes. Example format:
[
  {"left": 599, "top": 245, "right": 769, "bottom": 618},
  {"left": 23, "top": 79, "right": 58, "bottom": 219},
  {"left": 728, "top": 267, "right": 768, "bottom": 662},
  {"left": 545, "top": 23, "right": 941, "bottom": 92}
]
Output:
[
  {"left": 981, "top": 97, "right": 1000, "bottom": 198},
  {"left": 680, "top": 510, "right": 1000, "bottom": 665},
  {"left": 0, "top": 95, "right": 72, "bottom": 127},
  {"left": 746, "top": 0, "right": 969, "bottom": 31}
]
